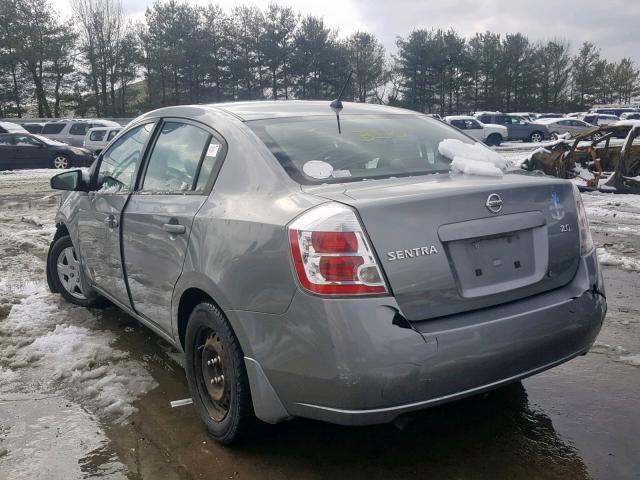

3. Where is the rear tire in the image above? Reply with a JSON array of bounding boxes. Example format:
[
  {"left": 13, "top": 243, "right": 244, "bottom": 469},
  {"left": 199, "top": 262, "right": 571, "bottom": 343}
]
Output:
[
  {"left": 486, "top": 133, "right": 502, "bottom": 146},
  {"left": 185, "top": 302, "right": 255, "bottom": 444},
  {"left": 47, "top": 235, "right": 105, "bottom": 307}
]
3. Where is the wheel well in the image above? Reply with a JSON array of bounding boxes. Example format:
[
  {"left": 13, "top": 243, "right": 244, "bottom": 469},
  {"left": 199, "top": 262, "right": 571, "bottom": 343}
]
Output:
[
  {"left": 177, "top": 288, "right": 217, "bottom": 349},
  {"left": 53, "top": 223, "right": 69, "bottom": 241}
]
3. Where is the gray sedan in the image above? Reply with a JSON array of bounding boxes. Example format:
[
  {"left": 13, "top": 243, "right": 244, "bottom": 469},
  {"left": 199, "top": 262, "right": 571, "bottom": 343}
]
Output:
[
  {"left": 534, "top": 118, "right": 596, "bottom": 139},
  {"left": 46, "top": 101, "right": 606, "bottom": 443}
]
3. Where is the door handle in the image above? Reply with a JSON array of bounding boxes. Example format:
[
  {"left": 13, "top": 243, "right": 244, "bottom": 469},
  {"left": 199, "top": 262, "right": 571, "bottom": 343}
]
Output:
[
  {"left": 163, "top": 223, "right": 186, "bottom": 234},
  {"left": 104, "top": 216, "right": 118, "bottom": 228}
]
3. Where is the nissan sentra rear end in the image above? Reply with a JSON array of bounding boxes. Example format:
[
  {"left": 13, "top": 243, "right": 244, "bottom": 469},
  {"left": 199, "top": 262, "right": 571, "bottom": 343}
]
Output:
[{"left": 238, "top": 109, "right": 606, "bottom": 425}]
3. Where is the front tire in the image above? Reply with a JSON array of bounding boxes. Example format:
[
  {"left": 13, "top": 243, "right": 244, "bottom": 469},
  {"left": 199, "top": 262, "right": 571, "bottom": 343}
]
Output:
[
  {"left": 48, "top": 235, "right": 105, "bottom": 307},
  {"left": 185, "top": 302, "right": 255, "bottom": 444},
  {"left": 550, "top": 132, "right": 559, "bottom": 140},
  {"left": 529, "top": 131, "right": 544, "bottom": 143},
  {"left": 486, "top": 133, "right": 502, "bottom": 146},
  {"left": 52, "top": 154, "right": 70, "bottom": 169}
]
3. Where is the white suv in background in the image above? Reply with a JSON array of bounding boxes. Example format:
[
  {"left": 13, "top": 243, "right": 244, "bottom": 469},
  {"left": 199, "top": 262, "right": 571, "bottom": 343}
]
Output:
[
  {"left": 444, "top": 115, "right": 508, "bottom": 146},
  {"left": 41, "top": 119, "right": 121, "bottom": 147},
  {"left": 83, "top": 126, "right": 122, "bottom": 155}
]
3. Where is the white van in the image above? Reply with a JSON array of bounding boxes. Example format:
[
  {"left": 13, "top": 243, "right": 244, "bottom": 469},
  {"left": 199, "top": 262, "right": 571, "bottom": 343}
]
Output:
[{"left": 83, "top": 126, "right": 122, "bottom": 155}]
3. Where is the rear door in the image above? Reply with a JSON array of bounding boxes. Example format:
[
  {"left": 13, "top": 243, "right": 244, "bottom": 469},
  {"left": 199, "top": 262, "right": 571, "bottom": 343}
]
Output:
[
  {"left": 461, "top": 119, "right": 484, "bottom": 141},
  {"left": 77, "top": 122, "right": 156, "bottom": 305},
  {"left": 122, "top": 119, "right": 225, "bottom": 332},
  {"left": 508, "top": 115, "right": 529, "bottom": 140},
  {"left": 68, "top": 123, "right": 92, "bottom": 146}
]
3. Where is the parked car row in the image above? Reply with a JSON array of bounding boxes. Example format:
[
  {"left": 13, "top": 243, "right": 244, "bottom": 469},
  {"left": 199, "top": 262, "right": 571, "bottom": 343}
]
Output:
[
  {"left": 0, "top": 133, "right": 94, "bottom": 170},
  {"left": 444, "top": 107, "right": 639, "bottom": 146},
  {"left": 0, "top": 119, "right": 123, "bottom": 170}
]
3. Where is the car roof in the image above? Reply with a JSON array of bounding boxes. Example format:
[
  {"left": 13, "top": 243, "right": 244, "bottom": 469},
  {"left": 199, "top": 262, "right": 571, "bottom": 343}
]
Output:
[
  {"left": 534, "top": 118, "right": 563, "bottom": 124},
  {"left": 444, "top": 115, "right": 476, "bottom": 120},
  {"left": 87, "top": 126, "right": 121, "bottom": 131},
  {"left": 0, "top": 121, "right": 28, "bottom": 132},
  {"left": 196, "top": 100, "right": 414, "bottom": 121}
]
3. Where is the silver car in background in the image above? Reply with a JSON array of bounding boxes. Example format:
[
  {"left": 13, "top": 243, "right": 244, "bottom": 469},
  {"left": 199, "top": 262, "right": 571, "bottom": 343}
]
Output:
[
  {"left": 533, "top": 117, "right": 595, "bottom": 139},
  {"left": 83, "top": 126, "right": 122, "bottom": 155},
  {"left": 41, "top": 119, "right": 121, "bottom": 146},
  {"left": 46, "top": 101, "right": 606, "bottom": 444}
]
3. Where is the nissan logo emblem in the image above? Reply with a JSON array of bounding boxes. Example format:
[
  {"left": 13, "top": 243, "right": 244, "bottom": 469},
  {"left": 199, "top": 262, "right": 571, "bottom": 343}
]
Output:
[{"left": 486, "top": 193, "right": 503, "bottom": 213}]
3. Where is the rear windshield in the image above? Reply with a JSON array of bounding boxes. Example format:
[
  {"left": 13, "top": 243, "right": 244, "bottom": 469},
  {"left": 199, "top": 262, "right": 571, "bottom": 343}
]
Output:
[{"left": 248, "top": 114, "right": 472, "bottom": 184}]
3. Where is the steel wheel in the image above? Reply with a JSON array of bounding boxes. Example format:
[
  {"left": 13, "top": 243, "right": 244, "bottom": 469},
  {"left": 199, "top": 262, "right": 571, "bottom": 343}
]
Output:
[
  {"left": 56, "top": 246, "right": 86, "bottom": 300},
  {"left": 195, "top": 328, "right": 230, "bottom": 422},
  {"left": 530, "top": 132, "right": 543, "bottom": 142},
  {"left": 53, "top": 155, "right": 69, "bottom": 169}
]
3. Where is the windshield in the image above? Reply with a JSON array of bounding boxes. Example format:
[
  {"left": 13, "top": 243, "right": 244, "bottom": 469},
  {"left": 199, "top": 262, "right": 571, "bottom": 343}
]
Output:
[{"left": 248, "top": 114, "right": 473, "bottom": 184}]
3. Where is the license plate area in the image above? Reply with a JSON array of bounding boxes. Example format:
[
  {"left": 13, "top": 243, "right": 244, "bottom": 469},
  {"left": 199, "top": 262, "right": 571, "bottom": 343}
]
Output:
[{"left": 445, "top": 227, "right": 548, "bottom": 298}]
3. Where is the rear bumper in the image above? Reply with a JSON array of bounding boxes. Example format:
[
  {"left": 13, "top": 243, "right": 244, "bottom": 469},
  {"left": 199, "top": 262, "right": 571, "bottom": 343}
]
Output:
[{"left": 230, "top": 251, "right": 605, "bottom": 426}]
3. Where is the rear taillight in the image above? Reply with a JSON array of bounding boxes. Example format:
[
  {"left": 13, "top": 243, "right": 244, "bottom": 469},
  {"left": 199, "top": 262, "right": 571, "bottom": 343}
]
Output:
[
  {"left": 573, "top": 185, "right": 594, "bottom": 255},
  {"left": 288, "top": 203, "right": 388, "bottom": 296}
]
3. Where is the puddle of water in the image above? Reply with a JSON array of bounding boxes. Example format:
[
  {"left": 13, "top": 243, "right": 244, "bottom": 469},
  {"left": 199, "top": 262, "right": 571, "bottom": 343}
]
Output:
[{"left": 0, "top": 394, "right": 128, "bottom": 480}]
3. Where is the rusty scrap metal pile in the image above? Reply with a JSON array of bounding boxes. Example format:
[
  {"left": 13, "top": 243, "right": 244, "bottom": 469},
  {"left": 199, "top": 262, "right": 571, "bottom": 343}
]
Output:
[{"left": 521, "top": 123, "right": 640, "bottom": 193}]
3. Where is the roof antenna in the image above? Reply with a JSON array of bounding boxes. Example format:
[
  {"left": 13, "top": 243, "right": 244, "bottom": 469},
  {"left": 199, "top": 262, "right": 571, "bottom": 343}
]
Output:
[{"left": 330, "top": 71, "right": 353, "bottom": 134}]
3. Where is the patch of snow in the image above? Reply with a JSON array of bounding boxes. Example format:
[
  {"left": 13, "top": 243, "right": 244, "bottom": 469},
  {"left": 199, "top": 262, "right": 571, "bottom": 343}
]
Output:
[
  {"left": 439, "top": 139, "right": 507, "bottom": 176},
  {"left": 616, "top": 354, "right": 640, "bottom": 367},
  {"left": 0, "top": 290, "right": 157, "bottom": 423},
  {"left": 596, "top": 247, "right": 640, "bottom": 271}
]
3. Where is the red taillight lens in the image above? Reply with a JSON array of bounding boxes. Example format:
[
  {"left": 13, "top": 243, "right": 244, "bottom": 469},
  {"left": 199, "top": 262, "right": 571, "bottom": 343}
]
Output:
[
  {"left": 288, "top": 203, "right": 388, "bottom": 296},
  {"left": 319, "top": 256, "right": 364, "bottom": 281},
  {"left": 312, "top": 231, "right": 358, "bottom": 253}
]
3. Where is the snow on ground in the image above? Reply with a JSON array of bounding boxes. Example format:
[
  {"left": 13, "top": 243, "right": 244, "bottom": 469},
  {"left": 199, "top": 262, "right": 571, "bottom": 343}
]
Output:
[
  {"left": 0, "top": 291, "right": 158, "bottom": 423},
  {"left": 0, "top": 168, "right": 156, "bottom": 478},
  {"left": 596, "top": 247, "right": 640, "bottom": 272}
]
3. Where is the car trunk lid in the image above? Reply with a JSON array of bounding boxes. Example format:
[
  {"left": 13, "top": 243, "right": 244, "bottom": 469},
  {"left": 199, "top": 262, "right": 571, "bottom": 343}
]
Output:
[{"left": 305, "top": 174, "right": 580, "bottom": 321}]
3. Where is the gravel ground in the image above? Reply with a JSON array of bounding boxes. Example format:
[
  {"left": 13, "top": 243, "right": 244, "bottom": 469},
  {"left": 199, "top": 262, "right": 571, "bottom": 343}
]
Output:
[{"left": 0, "top": 162, "right": 638, "bottom": 480}]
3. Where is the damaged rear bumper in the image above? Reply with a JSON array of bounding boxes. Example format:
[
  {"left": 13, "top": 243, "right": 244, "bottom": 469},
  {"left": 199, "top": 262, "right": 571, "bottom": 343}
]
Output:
[{"left": 230, "top": 250, "right": 606, "bottom": 426}]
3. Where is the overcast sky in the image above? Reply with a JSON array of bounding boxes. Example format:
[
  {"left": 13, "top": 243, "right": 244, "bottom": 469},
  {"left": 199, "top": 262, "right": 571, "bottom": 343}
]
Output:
[{"left": 51, "top": 0, "right": 640, "bottom": 64}]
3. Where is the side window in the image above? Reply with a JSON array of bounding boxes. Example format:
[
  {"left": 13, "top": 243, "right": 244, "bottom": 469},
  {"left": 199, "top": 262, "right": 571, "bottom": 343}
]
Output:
[
  {"left": 90, "top": 130, "right": 106, "bottom": 141},
  {"left": 107, "top": 130, "right": 119, "bottom": 141},
  {"left": 70, "top": 123, "right": 91, "bottom": 135},
  {"left": 97, "top": 123, "right": 154, "bottom": 193},
  {"left": 450, "top": 120, "right": 465, "bottom": 129},
  {"left": 495, "top": 115, "right": 508, "bottom": 124},
  {"left": 466, "top": 120, "right": 482, "bottom": 129},
  {"left": 140, "top": 122, "right": 215, "bottom": 194},
  {"left": 0, "top": 135, "right": 14, "bottom": 145},
  {"left": 14, "top": 134, "right": 40, "bottom": 146},
  {"left": 195, "top": 139, "right": 222, "bottom": 192},
  {"left": 42, "top": 123, "right": 65, "bottom": 134},
  {"left": 478, "top": 115, "right": 490, "bottom": 123}
]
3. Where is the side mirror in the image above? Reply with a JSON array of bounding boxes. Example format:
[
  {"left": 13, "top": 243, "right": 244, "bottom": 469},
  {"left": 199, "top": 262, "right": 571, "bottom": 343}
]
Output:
[{"left": 51, "top": 169, "right": 86, "bottom": 191}]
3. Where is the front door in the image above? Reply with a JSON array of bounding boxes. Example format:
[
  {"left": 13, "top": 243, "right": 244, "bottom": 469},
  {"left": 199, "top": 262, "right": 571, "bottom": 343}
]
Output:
[
  {"left": 77, "top": 122, "right": 155, "bottom": 305},
  {"left": 13, "top": 134, "right": 46, "bottom": 168},
  {"left": 0, "top": 135, "right": 18, "bottom": 170},
  {"left": 122, "top": 120, "right": 223, "bottom": 332}
]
